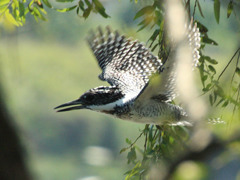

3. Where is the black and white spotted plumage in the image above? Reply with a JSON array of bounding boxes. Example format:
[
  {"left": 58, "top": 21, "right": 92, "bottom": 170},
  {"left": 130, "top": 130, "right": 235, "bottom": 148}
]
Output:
[
  {"left": 87, "top": 26, "right": 162, "bottom": 95},
  {"left": 55, "top": 21, "right": 201, "bottom": 125}
]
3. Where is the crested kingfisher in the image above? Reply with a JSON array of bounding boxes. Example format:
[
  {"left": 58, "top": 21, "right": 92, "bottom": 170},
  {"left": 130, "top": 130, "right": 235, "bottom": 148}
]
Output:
[{"left": 55, "top": 22, "right": 201, "bottom": 125}]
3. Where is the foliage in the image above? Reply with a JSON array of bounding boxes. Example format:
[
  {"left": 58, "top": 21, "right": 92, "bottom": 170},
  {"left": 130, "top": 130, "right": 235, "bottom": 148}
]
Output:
[
  {"left": 1, "top": 0, "right": 240, "bottom": 179},
  {"left": 120, "top": 125, "right": 189, "bottom": 179},
  {"left": 0, "top": 0, "right": 109, "bottom": 27}
]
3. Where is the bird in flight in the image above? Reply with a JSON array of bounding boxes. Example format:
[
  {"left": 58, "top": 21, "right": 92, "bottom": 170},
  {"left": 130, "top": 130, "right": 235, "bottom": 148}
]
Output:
[{"left": 55, "top": 22, "right": 200, "bottom": 125}]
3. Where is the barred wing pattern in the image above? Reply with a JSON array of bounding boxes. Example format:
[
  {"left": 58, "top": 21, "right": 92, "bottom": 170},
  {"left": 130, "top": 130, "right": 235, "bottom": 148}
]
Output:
[{"left": 87, "top": 27, "right": 162, "bottom": 95}]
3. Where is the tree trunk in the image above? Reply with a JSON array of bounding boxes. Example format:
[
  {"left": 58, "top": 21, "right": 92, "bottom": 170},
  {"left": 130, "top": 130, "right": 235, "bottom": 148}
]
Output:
[{"left": 0, "top": 84, "right": 32, "bottom": 180}]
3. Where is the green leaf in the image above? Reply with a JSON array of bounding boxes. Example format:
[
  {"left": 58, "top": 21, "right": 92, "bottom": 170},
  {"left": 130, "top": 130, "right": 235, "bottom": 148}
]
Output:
[
  {"left": 227, "top": 1, "right": 233, "bottom": 18},
  {"left": 202, "top": 75, "right": 208, "bottom": 82},
  {"left": 93, "top": 0, "right": 110, "bottom": 18},
  {"left": 216, "top": 98, "right": 224, "bottom": 106},
  {"left": 127, "top": 148, "right": 137, "bottom": 164},
  {"left": 56, "top": 5, "right": 77, "bottom": 12},
  {"left": 84, "top": 0, "right": 91, "bottom": 7},
  {"left": 79, "top": 0, "right": 85, "bottom": 11},
  {"left": 208, "top": 65, "right": 216, "bottom": 74},
  {"left": 5, "top": 9, "right": 19, "bottom": 26},
  {"left": 236, "top": 67, "right": 240, "bottom": 76},
  {"left": 205, "top": 56, "right": 218, "bottom": 64},
  {"left": 83, "top": 6, "right": 92, "bottom": 19},
  {"left": 0, "top": 5, "right": 7, "bottom": 13},
  {"left": 134, "top": 6, "right": 154, "bottom": 20},
  {"left": 137, "top": 18, "right": 152, "bottom": 32},
  {"left": 126, "top": 138, "right": 132, "bottom": 145},
  {"left": 0, "top": 0, "right": 10, "bottom": 6},
  {"left": 222, "top": 100, "right": 229, "bottom": 107},
  {"left": 120, "top": 148, "right": 128, "bottom": 154},
  {"left": 215, "top": 86, "right": 225, "bottom": 97},
  {"left": 148, "top": 29, "right": 160, "bottom": 43},
  {"left": 56, "top": 0, "right": 74, "bottom": 2},
  {"left": 19, "top": 2, "right": 25, "bottom": 17},
  {"left": 209, "top": 94, "right": 213, "bottom": 106},
  {"left": 32, "top": 7, "right": 47, "bottom": 21},
  {"left": 197, "top": 21, "right": 208, "bottom": 33},
  {"left": 202, "top": 36, "right": 218, "bottom": 45},
  {"left": 42, "top": 0, "right": 52, "bottom": 8},
  {"left": 203, "top": 83, "right": 212, "bottom": 92},
  {"left": 214, "top": 0, "right": 220, "bottom": 24}
]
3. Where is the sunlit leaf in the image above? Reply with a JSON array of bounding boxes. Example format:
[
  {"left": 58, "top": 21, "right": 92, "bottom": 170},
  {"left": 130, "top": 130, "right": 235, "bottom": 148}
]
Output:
[
  {"left": 33, "top": 6, "right": 47, "bottom": 21},
  {"left": 214, "top": 0, "right": 220, "bottom": 24},
  {"left": 56, "top": 5, "right": 77, "bottom": 12},
  {"left": 5, "top": 9, "right": 19, "bottom": 26},
  {"left": 0, "top": 5, "right": 8, "bottom": 13},
  {"left": 56, "top": 0, "right": 74, "bottom": 2},
  {"left": 227, "top": 1, "right": 233, "bottom": 18},
  {"left": 134, "top": 6, "right": 154, "bottom": 20},
  {"left": 0, "top": 0, "right": 10, "bottom": 6}
]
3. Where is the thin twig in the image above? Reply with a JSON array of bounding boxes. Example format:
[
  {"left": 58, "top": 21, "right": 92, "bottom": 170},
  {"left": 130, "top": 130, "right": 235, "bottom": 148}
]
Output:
[
  {"left": 231, "top": 49, "right": 240, "bottom": 83},
  {"left": 218, "top": 48, "right": 240, "bottom": 81},
  {"left": 193, "top": 0, "right": 198, "bottom": 19}
]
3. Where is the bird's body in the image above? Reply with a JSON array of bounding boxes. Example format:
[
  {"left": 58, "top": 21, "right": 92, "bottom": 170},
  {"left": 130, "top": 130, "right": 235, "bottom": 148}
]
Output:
[
  {"left": 112, "top": 100, "right": 188, "bottom": 125},
  {"left": 55, "top": 22, "right": 200, "bottom": 126}
]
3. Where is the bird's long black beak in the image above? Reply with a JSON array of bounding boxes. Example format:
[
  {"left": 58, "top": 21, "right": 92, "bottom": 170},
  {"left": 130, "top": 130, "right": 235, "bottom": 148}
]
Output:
[{"left": 54, "top": 99, "right": 86, "bottom": 112}]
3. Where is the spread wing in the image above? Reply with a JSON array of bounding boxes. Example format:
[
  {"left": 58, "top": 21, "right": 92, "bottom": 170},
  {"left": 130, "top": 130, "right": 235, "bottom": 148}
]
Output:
[
  {"left": 87, "top": 27, "right": 162, "bottom": 96},
  {"left": 135, "top": 21, "right": 201, "bottom": 103}
]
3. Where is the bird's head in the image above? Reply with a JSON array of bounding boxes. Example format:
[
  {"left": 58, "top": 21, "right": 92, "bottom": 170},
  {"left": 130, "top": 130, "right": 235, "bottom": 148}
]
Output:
[{"left": 55, "top": 86, "right": 125, "bottom": 112}]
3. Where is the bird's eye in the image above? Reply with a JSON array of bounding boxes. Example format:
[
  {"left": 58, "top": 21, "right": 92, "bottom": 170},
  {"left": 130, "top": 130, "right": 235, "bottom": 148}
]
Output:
[{"left": 83, "top": 94, "right": 94, "bottom": 101}]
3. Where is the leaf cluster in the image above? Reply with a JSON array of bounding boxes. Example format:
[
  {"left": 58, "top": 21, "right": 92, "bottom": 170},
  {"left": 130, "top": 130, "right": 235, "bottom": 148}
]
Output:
[
  {"left": 132, "top": 0, "right": 170, "bottom": 61},
  {"left": 57, "top": 0, "right": 110, "bottom": 19},
  {"left": 199, "top": 48, "right": 240, "bottom": 112},
  {"left": 0, "top": 0, "right": 109, "bottom": 28},
  {"left": 121, "top": 125, "right": 189, "bottom": 179}
]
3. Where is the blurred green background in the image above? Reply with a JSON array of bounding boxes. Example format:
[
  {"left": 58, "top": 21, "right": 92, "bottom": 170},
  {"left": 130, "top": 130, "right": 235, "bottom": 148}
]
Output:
[{"left": 0, "top": 0, "right": 239, "bottom": 180}]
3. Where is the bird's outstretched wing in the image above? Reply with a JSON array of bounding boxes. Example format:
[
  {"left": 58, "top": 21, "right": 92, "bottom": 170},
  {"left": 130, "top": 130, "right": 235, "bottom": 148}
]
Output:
[
  {"left": 87, "top": 27, "right": 162, "bottom": 95},
  {"left": 135, "top": 21, "right": 201, "bottom": 103}
]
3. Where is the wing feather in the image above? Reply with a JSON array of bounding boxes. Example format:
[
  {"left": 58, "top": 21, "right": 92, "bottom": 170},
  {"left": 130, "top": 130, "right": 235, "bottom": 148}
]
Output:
[{"left": 87, "top": 27, "right": 162, "bottom": 94}]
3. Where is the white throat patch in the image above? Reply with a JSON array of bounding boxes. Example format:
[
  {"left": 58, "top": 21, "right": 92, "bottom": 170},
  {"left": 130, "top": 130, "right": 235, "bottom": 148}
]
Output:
[{"left": 88, "top": 91, "right": 138, "bottom": 111}]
